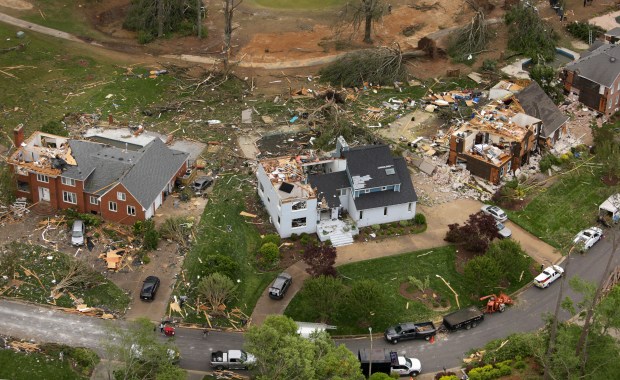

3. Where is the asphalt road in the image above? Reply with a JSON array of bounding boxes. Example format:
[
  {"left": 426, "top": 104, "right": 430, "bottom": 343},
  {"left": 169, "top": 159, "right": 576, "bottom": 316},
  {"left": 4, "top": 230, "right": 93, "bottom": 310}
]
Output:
[{"left": 0, "top": 237, "right": 616, "bottom": 376}]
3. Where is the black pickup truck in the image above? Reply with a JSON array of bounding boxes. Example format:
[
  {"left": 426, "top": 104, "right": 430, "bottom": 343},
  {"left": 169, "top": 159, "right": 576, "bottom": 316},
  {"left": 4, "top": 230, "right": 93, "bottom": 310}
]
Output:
[
  {"left": 384, "top": 321, "right": 437, "bottom": 344},
  {"left": 442, "top": 306, "right": 485, "bottom": 331}
]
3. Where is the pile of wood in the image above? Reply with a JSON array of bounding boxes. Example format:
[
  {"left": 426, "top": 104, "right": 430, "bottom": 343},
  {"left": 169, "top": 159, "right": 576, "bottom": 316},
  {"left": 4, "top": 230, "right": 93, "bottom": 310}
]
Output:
[
  {"left": 98, "top": 248, "right": 135, "bottom": 271},
  {"left": 9, "top": 341, "right": 40, "bottom": 352},
  {"left": 213, "top": 369, "right": 248, "bottom": 379},
  {"left": 10, "top": 198, "right": 28, "bottom": 217}
]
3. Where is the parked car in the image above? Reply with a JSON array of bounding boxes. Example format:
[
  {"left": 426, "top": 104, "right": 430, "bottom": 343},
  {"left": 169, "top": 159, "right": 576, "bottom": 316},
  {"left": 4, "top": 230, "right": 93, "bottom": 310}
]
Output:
[
  {"left": 534, "top": 265, "right": 564, "bottom": 288},
  {"left": 140, "top": 276, "right": 160, "bottom": 301},
  {"left": 268, "top": 272, "right": 292, "bottom": 300},
  {"left": 71, "top": 220, "right": 85, "bottom": 246},
  {"left": 384, "top": 321, "right": 437, "bottom": 344},
  {"left": 191, "top": 176, "right": 213, "bottom": 192},
  {"left": 481, "top": 205, "right": 508, "bottom": 222},
  {"left": 496, "top": 221, "right": 512, "bottom": 239},
  {"left": 573, "top": 227, "right": 603, "bottom": 252}
]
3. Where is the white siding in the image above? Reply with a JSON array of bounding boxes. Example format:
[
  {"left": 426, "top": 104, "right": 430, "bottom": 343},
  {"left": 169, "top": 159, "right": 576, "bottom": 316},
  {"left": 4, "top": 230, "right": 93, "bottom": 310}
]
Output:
[{"left": 352, "top": 202, "right": 416, "bottom": 228}]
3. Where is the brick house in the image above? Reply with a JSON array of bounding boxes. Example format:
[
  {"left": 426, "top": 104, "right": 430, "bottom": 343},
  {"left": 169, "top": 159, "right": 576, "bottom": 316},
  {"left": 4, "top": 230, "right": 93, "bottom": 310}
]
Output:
[
  {"left": 563, "top": 43, "right": 620, "bottom": 117},
  {"left": 8, "top": 128, "right": 189, "bottom": 224}
]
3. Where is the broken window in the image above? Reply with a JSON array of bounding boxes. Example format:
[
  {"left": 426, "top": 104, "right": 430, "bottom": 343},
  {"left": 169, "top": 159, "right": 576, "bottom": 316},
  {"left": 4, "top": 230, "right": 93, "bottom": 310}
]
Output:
[
  {"left": 292, "top": 200, "right": 307, "bottom": 210},
  {"left": 17, "top": 181, "right": 30, "bottom": 192},
  {"left": 127, "top": 205, "right": 136, "bottom": 216},
  {"left": 292, "top": 217, "right": 307, "bottom": 228}
]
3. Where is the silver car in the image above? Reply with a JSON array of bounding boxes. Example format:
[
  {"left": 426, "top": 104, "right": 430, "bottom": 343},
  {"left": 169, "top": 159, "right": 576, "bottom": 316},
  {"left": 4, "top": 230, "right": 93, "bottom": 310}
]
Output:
[
  {"left": 481, "top": 205, "right": 508, "bottom": 222},
  {"left": 496, "top": 221, "right": 512, "bottom": 239},
  {"left": 71, "top": 220, "right": 85, "bottom": 246}
]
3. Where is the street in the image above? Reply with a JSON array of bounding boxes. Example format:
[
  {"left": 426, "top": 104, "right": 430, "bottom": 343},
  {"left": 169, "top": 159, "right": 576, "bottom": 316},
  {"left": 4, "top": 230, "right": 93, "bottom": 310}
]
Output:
[{"left": 0, "top": 236, "right": 616, "bottom": 376}]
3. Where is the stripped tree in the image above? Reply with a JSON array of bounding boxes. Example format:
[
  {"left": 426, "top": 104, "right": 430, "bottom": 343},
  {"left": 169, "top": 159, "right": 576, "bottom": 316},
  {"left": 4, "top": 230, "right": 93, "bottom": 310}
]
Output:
[
  {"left": 223, "top": 0, "right": 243, "bottom": 67},
  {"left": 339, "top": 0, "right": 387, "bottom": 44}
]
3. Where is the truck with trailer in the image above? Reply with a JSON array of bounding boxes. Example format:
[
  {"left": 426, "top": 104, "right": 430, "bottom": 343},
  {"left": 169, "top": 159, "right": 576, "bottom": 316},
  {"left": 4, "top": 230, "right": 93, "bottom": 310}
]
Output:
[
  {"left": 384, "top": 321, "right": 437, "bottom": 344},
  {"left": 358, "top": 349, "right": 421, "bottom": 377},
  {"left": 210, "top": 349, "right": 255, "bottom": 370},
  {"left": 442, "top": 306, "right": 485, "bottom": 331}
]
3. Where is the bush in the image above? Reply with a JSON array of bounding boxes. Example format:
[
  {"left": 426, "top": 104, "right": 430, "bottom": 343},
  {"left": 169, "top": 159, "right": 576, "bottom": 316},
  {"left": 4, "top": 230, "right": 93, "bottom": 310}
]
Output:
[
  {"left": 486, "top": 240, "right": 531, "bottom": 285},
  {"left": 463, "top": 255, "right": 502, "bottom": 296},
  {"left": 482, "top": 333, "right": 542, "bottom": 364},
  {"left": 408, "top": 275, "right": 430, "bottom": 292},
  {"left": 539, "top": 153, "right": 561, "bottom": 172},
  {"left": 41, "top": 120, "right": 68, "bottom": 136},
  {"left": 137, "top": 30, "right": 154, "bottom": 44},
  {"left": 399, "top": 220, "right": 409, "bottom": 227},
  {"left": 300, "top": 233, "right": 311, "bottom": 246},
  {"left": 372, "top": 224, "right": 381, "bottom": 231},
  {"left": 262, "top": 233, "right": 281, "bottom": 247},
  {"left": 482, "top": 59, "right": 497, "bottom": 71},
  {"left": 414, "top": 213, "right": 426, "bottom": 225},
  {"left": 289, "top": 233, "right": 299, "bottom": 241},
  {"left": 257, "top": 242, "right": 280, "bottom": 268},
  {"left": 566, "top": 21, "right": 604, "bottom": 43}
]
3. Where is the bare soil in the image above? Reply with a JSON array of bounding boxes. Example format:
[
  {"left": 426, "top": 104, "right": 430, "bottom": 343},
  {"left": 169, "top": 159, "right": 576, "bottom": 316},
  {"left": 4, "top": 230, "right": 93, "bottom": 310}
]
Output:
[
  {"left": 398, "top": 284, "right": 451, "bottom": 310},
  {"left": 0, "top": 0, "right": 32, "bottom": 10}
]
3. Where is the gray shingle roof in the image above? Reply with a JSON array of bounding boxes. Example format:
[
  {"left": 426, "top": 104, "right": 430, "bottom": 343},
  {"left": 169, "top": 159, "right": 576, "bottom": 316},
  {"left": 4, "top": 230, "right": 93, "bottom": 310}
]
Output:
[
  {"left": 353, "top": 157, "right": 418, "bottom": 210},
  {"left": 566, "top": 44, "right": 620, "bottom": 87},
  {"left": 307, "top": 171, "right": 350, "bottom": 209},
  {"left": 64, "top": 140, "right": 104, "bottom": 180},
  {"left": 606, "top": 27, "right": 620, "bottom": 37},
  {"left": 343, "top": 144, "right": 402, "bottom": 189},
  {"left": 516, "top": 81, "right": 569, "bottom": 138}
]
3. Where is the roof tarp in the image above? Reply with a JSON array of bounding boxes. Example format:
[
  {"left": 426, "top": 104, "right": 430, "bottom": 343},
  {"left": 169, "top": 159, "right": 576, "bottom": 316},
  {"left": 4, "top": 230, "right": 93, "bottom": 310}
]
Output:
[{"left": 600, "top": 194, "right": 620, "bottom": 219}]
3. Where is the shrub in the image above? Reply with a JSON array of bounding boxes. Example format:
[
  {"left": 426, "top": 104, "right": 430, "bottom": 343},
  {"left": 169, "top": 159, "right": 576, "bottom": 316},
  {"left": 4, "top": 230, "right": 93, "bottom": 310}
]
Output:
[
  {"left": 142, "top": 220, "right": 159, "bottom": 251},
  {"left": 372, "top": 224, "right": 381, "bottom": 230},
  {"left": 408, "top": 275, "right": 430, "bottom": 292},
  {"left": 257, "top": 242, "right": 280, "bottom": 268},
  {"left": 414, "top": 213, "right": 426, "bottom": 225},
  {"left": 289, "top": 233, "right": 299, "bottom": 241},
  {"left": 439, "top": 376, "right": 459, "bottom": 380},
  {"left": 566, "top": 21, "right": 604, "bottom": 43},
  {"left": 463, "top": 255, "right": 502, "bottom": 296},
  {"left": 300, "top": 233, "right": 311, "bottom": 246},
  {"left": 261, "top": 233, "right": 281, "bottom": 247},
  {"left": 399, "top": 220, "right": 409, "bottom": 227},
  {"left": 137, "top": 30, "right": 154, "bottom": 44},
  {"left": 539, "top": 153, "right": 561, "bottom": 172},
  {"left": 482, "top": 59, "right": 497, "bottom": 71},
  {"left": 41, "top": 120, "right": 68, "bottom": 136}
]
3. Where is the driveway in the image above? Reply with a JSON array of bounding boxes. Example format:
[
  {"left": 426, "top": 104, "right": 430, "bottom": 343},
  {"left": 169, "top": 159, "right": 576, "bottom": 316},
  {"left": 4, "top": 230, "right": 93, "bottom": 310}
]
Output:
[{"left": 250, "top": 199, "right": 562, "bottom": 324}]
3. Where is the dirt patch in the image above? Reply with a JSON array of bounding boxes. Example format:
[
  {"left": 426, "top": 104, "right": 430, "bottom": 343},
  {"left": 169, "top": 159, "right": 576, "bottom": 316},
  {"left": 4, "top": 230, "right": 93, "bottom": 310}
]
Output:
[
  {"left": 601, "top": 174, "right": 620, "bottom": 186},
  {"left": 454, "top": 247, "right": 480, "bottom": 274},
  {"left": 398, "top": 284, "right": 451, "bottom": 311},
  {"left": 0, "top": 0, "right": 32, "bottom": 10}
]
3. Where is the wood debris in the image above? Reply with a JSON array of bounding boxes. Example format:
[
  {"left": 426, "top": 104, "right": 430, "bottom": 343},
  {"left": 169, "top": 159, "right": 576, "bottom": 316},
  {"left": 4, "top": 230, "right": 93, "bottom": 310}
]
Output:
[{"left": 9, "top": 341, "right": 40, "bottom": 352}]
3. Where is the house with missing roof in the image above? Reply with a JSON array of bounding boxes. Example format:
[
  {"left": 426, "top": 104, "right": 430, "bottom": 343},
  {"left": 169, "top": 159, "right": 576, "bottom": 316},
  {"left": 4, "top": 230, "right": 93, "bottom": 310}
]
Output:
[
  {"left": 447, "top": 96, "right": 539, "bottom": 184},
  {"left": 7, "top": 126, "right": 189, "bottom": 224},
  {"left": 256, "top": 137, "right": 418, "bottom": 246},
  {"left": 563, "top": 43, "right": 620, "bottom": 117}
]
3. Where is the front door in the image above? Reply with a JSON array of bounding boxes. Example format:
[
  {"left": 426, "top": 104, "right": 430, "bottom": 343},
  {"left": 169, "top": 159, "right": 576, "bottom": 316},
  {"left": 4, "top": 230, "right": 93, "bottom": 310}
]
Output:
[
  {"left": 331, "top": 207, "right": 339, "bottom": 220},
  {"left": 38, "top": 187, "right": 50, "bottom": 202}
]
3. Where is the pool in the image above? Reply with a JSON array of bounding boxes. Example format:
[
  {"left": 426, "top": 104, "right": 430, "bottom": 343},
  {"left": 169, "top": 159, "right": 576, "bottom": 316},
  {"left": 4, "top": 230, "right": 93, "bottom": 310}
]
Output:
[{"left": 522, "top": 48, "right": 578, "bottom": 71}]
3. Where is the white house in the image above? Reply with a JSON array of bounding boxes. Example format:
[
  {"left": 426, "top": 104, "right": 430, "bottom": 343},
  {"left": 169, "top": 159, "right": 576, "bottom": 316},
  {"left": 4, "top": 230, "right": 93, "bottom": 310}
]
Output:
[{"left": 256, "top": 137, "right": 418, "bottom": 246}]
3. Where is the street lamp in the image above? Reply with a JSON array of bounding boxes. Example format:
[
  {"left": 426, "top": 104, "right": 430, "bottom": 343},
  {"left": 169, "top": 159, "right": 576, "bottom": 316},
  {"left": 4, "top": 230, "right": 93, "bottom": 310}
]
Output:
[{"left": 368, "top": 326, "right": 373, "bottom": 377}]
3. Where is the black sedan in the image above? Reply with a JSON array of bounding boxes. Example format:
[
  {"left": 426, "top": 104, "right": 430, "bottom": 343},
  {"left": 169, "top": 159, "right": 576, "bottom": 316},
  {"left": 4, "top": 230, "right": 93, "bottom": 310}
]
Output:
[{"left": 140, "top": 276, "right": 160, "bottom": 301}]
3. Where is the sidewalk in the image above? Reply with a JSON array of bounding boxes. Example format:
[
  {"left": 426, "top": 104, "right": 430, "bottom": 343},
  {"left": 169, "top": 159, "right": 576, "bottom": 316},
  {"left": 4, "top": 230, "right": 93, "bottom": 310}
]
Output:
[{"left": 251, "top": 199, "right": 563, "bottom": 325}]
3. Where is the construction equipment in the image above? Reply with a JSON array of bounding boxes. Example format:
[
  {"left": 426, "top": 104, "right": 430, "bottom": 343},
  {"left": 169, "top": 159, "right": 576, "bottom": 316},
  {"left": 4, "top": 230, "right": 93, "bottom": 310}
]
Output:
[{"left": 480, "top": 293, "right": 513, "bottom": 314}]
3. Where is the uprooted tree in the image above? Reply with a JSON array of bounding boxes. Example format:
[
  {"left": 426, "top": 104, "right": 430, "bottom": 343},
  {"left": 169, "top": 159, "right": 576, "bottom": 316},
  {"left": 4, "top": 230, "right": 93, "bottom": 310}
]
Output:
[
  {"left": 447, "top": 10, "right": 492, "bottom": 63},
  {"left": 504, "top": 3, "right": 557, "bottom": 64},
  {"left": 51, "top": 257, "right": 104, "bottom": 299}
]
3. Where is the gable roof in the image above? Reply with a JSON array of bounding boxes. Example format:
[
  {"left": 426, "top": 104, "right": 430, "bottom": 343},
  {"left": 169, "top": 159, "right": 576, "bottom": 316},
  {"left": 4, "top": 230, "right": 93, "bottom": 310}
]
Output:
[
  {"left": 516, "top": 81, "right": 569, "bottom": 137},
  {"left": 606, "top": 27, "right": 620, "bottom": 38},
  {"left": 565, "top": 44, "right": 620, "bottom": 87},
  {"left": 353, "top": 157, "right": 417, "bottom": 210},
  {"left": 343, "top": 144, "right": 401, "bottom": 189},
  {"left": 307, "top": 171, "right": 350, "bottom": 209}
]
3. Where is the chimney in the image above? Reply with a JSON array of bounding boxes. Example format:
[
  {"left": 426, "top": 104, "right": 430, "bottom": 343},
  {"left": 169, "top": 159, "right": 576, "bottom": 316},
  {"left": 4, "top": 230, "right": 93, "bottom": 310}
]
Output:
[{"left": 13, "top": 124, "right": 24, "bottom": 147}]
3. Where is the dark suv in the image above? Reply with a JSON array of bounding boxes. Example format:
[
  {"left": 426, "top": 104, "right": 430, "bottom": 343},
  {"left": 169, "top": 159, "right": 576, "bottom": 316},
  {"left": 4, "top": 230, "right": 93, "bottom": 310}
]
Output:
[
  {"left": 268, "top": 273, "right": 292, "bottom": 300},
  {"left": 140, "top": 276, "right": 160, "bottom": 301}
]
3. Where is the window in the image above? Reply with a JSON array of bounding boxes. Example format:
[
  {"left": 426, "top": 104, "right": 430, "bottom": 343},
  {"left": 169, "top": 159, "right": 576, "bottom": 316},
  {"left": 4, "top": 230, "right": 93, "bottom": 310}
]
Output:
[
  {"left": 291, "top": 217, "right": 307, "bottom": 228},
  {"left": 109, "top": 201, "right": 117, "bottom": 212},
  {"left": 127, "top": 205, "right": 136, "bottom": 216},
  {"left": 90, "top": 196, "right": 99, "bottom": 205},
  {"left": 62, "top": 191, "right": 77, "bottom": 204},
  {"left": 408, "top": 203, "right": 413, "bottom": 212},
  {"left": 381, "top": 186, "right": 387, "bottom": 191},
  {"left": 259, "top": 182, "right": 264, "bottom": 193},
  {"left": 277, "top": 216, "right": 280, "bottom": 224},
  {"left": 36, "top": 174, "right": 49, "bottom": 183},
  {"left": 359, "top": 211, "right": 363, "bottom": 219},
  {"left": 384, "top": 207, "right": 388, "bottom": 216},
  {"left": 117, "top": 192, "right": 126, "bottom": 201},
  {"left": 61, "top": 177, "right": 75, "bottom": 186},
  {"left": 365, "top": 189, "right": 370, "bottom": 193},
  {"left": 340, "top": 188, "right": 347, "bottom": 196},
  {"left": 292, "top": 201, "right": 307, "bottom": 210}
]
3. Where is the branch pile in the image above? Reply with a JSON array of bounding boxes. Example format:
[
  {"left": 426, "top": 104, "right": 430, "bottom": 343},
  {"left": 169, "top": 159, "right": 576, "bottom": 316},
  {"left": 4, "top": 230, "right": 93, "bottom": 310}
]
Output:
[{"left": 447, "top": 11, "right": 490, "bottom": 62}]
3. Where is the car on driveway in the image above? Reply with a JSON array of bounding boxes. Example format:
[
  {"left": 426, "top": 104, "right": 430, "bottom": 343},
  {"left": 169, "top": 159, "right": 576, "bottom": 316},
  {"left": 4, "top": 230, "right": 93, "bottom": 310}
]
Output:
[
  {"left": 191, "top": 176, "right": 213, "bottom": 192},
  {"left": 71, "top": 220, "right": 85, "bottom": 246},
  {"left": 268, "top": 272, "right": 292, "bottom": 300},
  {"left": 573, "top": 227, "right": 603, "bottom": 252},
  {"left": 481, "top": 205, "right": 508, "bottom": 222},
  {"left": 140, "top": 276, "right": 160, "bottom": 301},
  {"left": 496, "top": 221, "right": 512, "bottom": 239},
  {"left": 534, "top": 265, "right": 564, "bottom": 288}
]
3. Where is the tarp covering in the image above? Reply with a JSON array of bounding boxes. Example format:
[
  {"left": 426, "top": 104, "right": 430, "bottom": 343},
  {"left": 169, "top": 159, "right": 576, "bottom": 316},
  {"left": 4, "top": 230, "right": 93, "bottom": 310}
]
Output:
[{"left": 600, "top": 193, "right": 620, "bottom": 221}]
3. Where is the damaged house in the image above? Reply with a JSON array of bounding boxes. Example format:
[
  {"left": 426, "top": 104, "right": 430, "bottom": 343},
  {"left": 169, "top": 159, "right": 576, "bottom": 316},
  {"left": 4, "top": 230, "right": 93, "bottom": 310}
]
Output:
[
  {"left": 256, "top": 137, "right": 418, "bottom": 245},
  {"left": 563, "top": 43, "right": 620, "bottom": 117},
  {"left": 7, "top": 127, "right": 189, "bottom": 224},
  {"left": 447, "top": 97, "right": 539, "bottom": 184}
]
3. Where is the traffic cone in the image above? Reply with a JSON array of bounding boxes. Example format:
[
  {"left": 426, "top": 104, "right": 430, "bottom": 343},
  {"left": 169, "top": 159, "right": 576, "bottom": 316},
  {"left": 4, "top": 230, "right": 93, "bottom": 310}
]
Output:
[{"left": 430, "top": 335, "right": 435, "bottom": 344}]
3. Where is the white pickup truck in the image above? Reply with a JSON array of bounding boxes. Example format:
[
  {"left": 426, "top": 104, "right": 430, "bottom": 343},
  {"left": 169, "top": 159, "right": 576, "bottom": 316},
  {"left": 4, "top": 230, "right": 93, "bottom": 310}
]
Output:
[{"left": 210, "top": 349, "right": 255, "bottom": 370}]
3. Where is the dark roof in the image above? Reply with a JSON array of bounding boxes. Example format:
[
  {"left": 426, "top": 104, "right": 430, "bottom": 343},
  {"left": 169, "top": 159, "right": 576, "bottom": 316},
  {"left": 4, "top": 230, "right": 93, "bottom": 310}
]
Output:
[
  {"left": 308, "top": 171, "right": 350, "bottom": 209},
  {"left": 353, "top": 158, "right": 417, "bottom": 210},
  {"left": 64, "top": 140, "right": 104, "bottom": 180},
  {"left": 581, "top": 41, "right": 605, "bottom": 59},
  {"left": 566, "top": 44, "right": 620, "bottom": 87},
  {"left": 606, "top": 27, "right": 620, "bottom": 37},
  {"left": 516, "top": 81, "right": 569, "bottom": 137},
  {"left": 343, "top": 144, "right": 401, "bottom": 189}
]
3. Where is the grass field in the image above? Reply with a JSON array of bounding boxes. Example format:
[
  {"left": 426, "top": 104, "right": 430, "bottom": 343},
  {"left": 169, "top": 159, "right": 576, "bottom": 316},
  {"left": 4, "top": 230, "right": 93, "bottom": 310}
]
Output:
[
  {"left": 508, "top": 164, "right": 617, "bottom": 249},
  {"left": 0, "top": 344, "right": 98, "bottom": 380},
  {"left": 177, "top": 175, "right": 278, "bottom": 323},
  {"left": 249, "top": 0, "right": 347, "bottom": 9},
  {"left": 286, "top": 245, "right": 533, "bottom": 335}
]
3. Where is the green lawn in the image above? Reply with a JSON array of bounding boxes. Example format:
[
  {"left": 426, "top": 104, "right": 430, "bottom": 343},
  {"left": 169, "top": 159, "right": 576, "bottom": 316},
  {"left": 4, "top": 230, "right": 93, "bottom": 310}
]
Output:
[
  {"left": 0, "top": 243, "right": 129, "bottom": 312},
  {"left": 507, "top": 164, "right": 617, "bottom": 249},
  {"left": 249, "top": 0, "right": 347, "bottom": 9},
  {"left": 177, "top": 175, "right": 277, "bottom": 323},
  {"left": 0, "top": 344, "right": 98, "bottom": 380},
  {"left": 286, "top": 245, "right": 533, "bottom": 335}
]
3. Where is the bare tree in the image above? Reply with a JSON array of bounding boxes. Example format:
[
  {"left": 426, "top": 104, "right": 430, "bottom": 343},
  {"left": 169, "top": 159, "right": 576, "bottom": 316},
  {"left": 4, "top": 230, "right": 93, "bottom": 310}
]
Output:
[
  {"left": 223, "top": 0, "right": 243, "bottom": 66},
  {"left": 341, "top": 0, "right": 386, "bottom": 44}
]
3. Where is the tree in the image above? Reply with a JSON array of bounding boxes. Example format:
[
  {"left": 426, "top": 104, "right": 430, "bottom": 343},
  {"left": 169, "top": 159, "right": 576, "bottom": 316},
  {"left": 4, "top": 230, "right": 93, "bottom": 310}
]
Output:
[
  {"left": 256, "top": 242, "right": 280, "bottom": 268},
  {"left": 593, "top": 125, "right": 620, "bottom": 182},
  {"left": 299, "top": 275, "right": 346, "bottom": 323},
  {"left": 504, "top": 4, "right": 557, "bottom": 63},
  {"left": 197, "top": 273, "right": 237, "bottom": 312},
  {"left": 445, "top": 212, "right": 499, "bottom": 253},
  {"left": 223, "top": 0, "right": 243, "bottom": 66},
  {"left": 123, "top": 0, "right": 198, "bottom": 43},
  {"left": 596, "top": 285, "right": 620, "bottom": 334},
  {"left": 343, "top": 279, "right": 384, "bottom": 326},
  {"left": 486, "top": 239, "right": 531, "bottom": 285},
  {"left": 103, "top": 318, "right": 185, "bottom": 380},
  {"left": 369, "top": 373, "right": 393, "bottom": 380},
  {"left": 303, "top": 243, "right": 338, "bottom": 277},
  {"left": 341, "top": 0, "right": 386, "bottom": 44},
  {"left": 244, "top": 315, "right": 364, "bottom": 380},
  {"left": 463, "top": 255, "right": 502, "bottom": 295},
  {"left": 530, "top": 64, "right": 564, "bottom": 104}
]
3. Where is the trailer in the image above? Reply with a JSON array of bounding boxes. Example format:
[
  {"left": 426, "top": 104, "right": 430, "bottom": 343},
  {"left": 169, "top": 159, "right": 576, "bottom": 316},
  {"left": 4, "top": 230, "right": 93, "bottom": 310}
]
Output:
[
  {"left": 358, "top": 349, "right": 421, "bottom": 377},
  {"left": 442, "top": 306, "right": 485, "bottom": 331}
]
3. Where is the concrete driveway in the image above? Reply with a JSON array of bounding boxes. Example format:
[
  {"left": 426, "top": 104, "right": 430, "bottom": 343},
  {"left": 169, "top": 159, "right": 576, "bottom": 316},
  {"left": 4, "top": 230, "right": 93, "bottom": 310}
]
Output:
[{"left": 250, "top": 198, "right": 562, "bottom": 325}]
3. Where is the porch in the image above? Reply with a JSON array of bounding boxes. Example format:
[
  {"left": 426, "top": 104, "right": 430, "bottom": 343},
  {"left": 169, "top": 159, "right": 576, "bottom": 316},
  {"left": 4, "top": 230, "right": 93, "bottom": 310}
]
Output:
[{"left": 317, "top": 218, "right": 357, "bottom": 247}]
